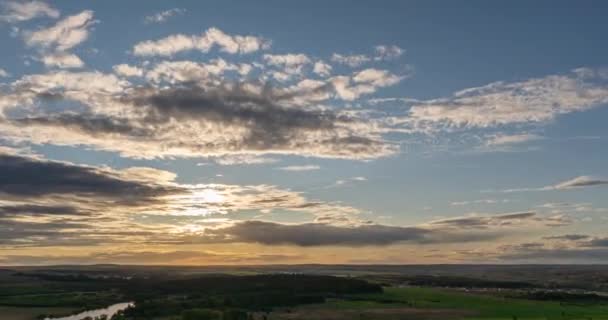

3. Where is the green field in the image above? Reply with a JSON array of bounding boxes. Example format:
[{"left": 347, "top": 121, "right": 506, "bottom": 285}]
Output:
[{"left": 317, "top": 287, "right": 608, "bottom": 320}]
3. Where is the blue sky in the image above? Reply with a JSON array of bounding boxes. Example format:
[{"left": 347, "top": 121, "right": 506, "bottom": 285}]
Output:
[{"left": 0, "top": 1, "right": 607, "bottom": 265}]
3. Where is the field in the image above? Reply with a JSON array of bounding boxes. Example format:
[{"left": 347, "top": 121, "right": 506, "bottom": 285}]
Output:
[
  {"left": 328, "top": 287, "right": 608, "bottom": 319},
  {"left": 1, "top": 265, "right": 608, "bottom": 319},
  {"left": 0, "top": 307, "right": 77, "bottom": 320}
]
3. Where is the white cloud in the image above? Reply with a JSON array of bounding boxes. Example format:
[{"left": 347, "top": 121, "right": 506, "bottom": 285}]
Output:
[
  {"left": 278, "top": 165, "right": 320, "bottom": 171},
  {"left": 132, "top": 27, "right": 270, "bottom": 57},
  {"left": 0, "top": 1, "right": 59, "bottom": 23},
  {"left": 144, "top": 59, "right": 241, "bottom": 84},
  {"left": 263, "top": 53, "right": 311, "bottom": 81},
  {"left": 331, "top": 69, "right": 403, "bottom": 101},
  {"left": 331, "top": 53, "right": 370, "bottom": 67},
  {"left": 40, "top": 53, "right": 84, "bottom": 69},
  {"left": 374, "top": 45, "right": 404, "bottom": 60},
  {"left": 313, "top": 61, "right": 332, "bottom": 77},
  {"left": 353, "top": 68, "right": 402, "bottom": 86},
  {"left": 0, "top": 68, "right": 9, "bottom": 77},
  {"left": 211, "top": 155, "right": 278, "bottom": 165},
  {"left": 24, "top": 10, "right": 95, "bottom": 51},
  {"left": 263, "top": 53, "right": 310, "bottom": 67},
  {"left": 486, "top": 133, "right": 542, "bottom": 146},
  {"left": 144, "top": 8, "right": 185, "bottom": 24},
  {"left": 451, "top": 199, "right": 510, "bottom": 206},
  {"left": 113, "top": 64, "right": 144, "bottom": 78},
  {"left": 331, "top": 176, "right": 368, "bottom": 188},
  {"left": 408, "top": 68, "right": 608, "bottom": 130},
  {"left": 553, "top": 176, "right": 608, "bottom": 190},
  {"left": 13, "top": 71, "right": 129, "bottom": 96}
]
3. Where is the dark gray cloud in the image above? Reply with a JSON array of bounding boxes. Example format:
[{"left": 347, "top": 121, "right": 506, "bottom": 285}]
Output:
[
  {"left": 498, "top": 247, "right": 608, "bottom": 262},
  {"left": 587, "top": 237, "right": 608, "bottom": 247},
  {"left": 13, "top": 114, "right": 154, "bottom": 138},
  {"left": 0, "top": 218, "right": 92, "bottom": 246},
  {"left": 428, "top": 212, "right": 537, "bottom": 229},
  {"left": 124, "top": 84, "right": 386, "bottom": 153},
  {"left": 543, "top": 234, "right": 590, "bottom": 241},
  {"left": 0, "top": 204, "right": 83, "bottom": 216},
  {"left": 494, "top": 234, "right": 608, "bottom": 262},
  {"left": 203, "top": 220, "right": 513, "bottom": 247},
  {"left": 0, "top": 153, "right": 178, "bottom": 199},
  {"left": 208, "top": 220, "right": 430, "bottom": 246}
]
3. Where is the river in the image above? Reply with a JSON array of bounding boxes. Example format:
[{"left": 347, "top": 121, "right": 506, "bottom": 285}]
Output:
[{"left": 44, "top": 302, "right": 134, "bottom": 320}]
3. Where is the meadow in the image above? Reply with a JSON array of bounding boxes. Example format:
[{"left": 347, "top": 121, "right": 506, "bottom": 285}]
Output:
[{"left": 2, "top": 266, "right": 608, "bottom": 320}]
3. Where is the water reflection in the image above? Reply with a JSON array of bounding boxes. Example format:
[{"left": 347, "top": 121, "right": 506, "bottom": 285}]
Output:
[{"left": 45, "top": 302, "right": 133, "bottom": 320}]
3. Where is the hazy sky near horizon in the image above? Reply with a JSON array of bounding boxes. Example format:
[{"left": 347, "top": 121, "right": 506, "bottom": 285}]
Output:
[{"left": 1, "top": 0, "right": 608, "bottom": 265}]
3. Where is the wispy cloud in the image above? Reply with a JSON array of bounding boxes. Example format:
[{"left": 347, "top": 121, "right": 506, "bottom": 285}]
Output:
[
  {"left": 24, "top": 10, "right": 95, "bottom": 51},
  {"left": 502, "top": 176, "right": 608, "bottom": 193},
  {"left": 144, "top": 8, "right": 185, "bottom": 24},
  {"left": 278, "top": 165, "right": 320, "bottom": 171},
  {"left": 132, "top": 27, "right": 270, "bottom": 56},
  {"left": 331, "top": 53, "right": 371, "bottom": 67},
  {"left": 485, "top": 133, "right": 542, "bottom": 146},
  {"left": 0, "top": 1, "right": 59, "bottom": 23},
  {"left": 404, "top": 68, "right": 608, "bottom": 131}
]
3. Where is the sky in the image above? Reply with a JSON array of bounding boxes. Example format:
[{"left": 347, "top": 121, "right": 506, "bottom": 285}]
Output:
[{"left": 0, "top": 0, "right": 607, "bottom": 265}]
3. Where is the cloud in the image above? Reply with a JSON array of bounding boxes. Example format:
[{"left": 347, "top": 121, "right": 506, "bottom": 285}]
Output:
[
  {"left": 503, "top": 176, "right": 608, "bottom": 192},
  {"left": 263, "top": 53, "right": 311, "bottom": 80},
  {"left": 331, "top": 53, "right": 370, "bottom": 67},
  {"left": 0, "top": 204, "right": 82, "bottom": 217},
  {"left": 0, "top": 1, "right": 59, "bottom": 23},
  {"left": 331, "top": 68, "right": 404, "bottom": 100},
  {"left": 12, "top": 70, "right": 128, "bottom": 94},
  {"left": 0, "top": 150, "right": 368, "bottom": 247},
  {"left": 0, "top": 250, "right": 302, "bottom": 265},
  {"left": 144, "top": 59, "right": 243, "bottom": 83},
  {"left": 207, "top": 220, "right": 430, "bottom": 246},
  {"left": 24, "top": 10, "right": 95, "bottom": 51},
  {"left": 485, "top": 133, "right": 542, "bottom": 146},
  {"left": 0, "top": 152, "right": 177, "bottom": 199},
  {"left": 495, "top": 237, "right": 608, "bottom": 263},
  {"left": 331, "top": 176, "right": 367, "bottom": 188},
  {"left": 2, "top": 75, "right": 396, "bottom": 160},
  {"left": 498, "top": 246, "right": 608, "bottom": 262},
  {"left": 0, "top": 68, "right": 8, "bottom": 77},
  {"left": 543, "top": 234, "right": 590, "bottom": 241},
  {"left": 278, "top": 165, "right": 320, "bottom": 171},
  {"left": 40, "top": 53, "right": 84, "bottom": 69},
  {"left": 206, "top": 215, "right": 530, "bottom": 247},
  {"left": 113, "top": 64, "right": 143, "bottom": 77},
  {"left": 0, "top": 151, "right": 573, "bottom": 250},
  {"left": 313, "top": 61, "right": 332, "bottom": 77},
  {"left": 144, "top": 8, "right": 185, "bottom": 24},
  {"left": 374, "top": 45, "right": 404, "bottom": 60},
  {"left": 407, "top": 68, "right": 608, "bottom": 130},
  {"left": 450, "top": 199, "right": 510, "bottom": 206},
  {"left": 427, "top": 211, "right": 572, "bottom": 230},
  {"left": 552, "top": 176, "right": 608, "bottom": 189},
  {"left": 428, "top": 212, "right": 537, "bottom": 229},
  {"left": 264, "top": 53, "right": 311, "bottom": 67},
  {"left": 132, "top": 27, "right": 270, "bottom": 57},
  {"left": 588, "top": 237, "right": 608, "bottom": 247},
  {"left": 211, "top": 154, "right": 278, "bottom": 165}
]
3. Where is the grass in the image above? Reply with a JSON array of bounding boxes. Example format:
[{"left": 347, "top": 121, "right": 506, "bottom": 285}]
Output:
[
  {"left": 322, "top": 287, "right": 608, "bottom": 320},
  {"left": 0, "top": 306, "right": 78, "bottom": 320}
]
